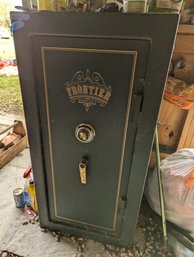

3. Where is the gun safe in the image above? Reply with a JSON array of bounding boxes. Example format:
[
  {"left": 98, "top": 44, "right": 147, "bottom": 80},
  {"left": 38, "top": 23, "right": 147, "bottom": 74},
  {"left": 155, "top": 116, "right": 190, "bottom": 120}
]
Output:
[{"left": 11, "top": 12, "right": 179, "bottom": 246}]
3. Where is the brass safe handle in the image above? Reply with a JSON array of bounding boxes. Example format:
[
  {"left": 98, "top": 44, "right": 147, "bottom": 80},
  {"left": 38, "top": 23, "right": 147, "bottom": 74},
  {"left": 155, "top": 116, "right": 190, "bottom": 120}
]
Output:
[
  {"left": 79, "top": 160, "right": 88, "bottom": 184},
  {"left": 75, "top": 123, "right": 96, "bottom": 143}
]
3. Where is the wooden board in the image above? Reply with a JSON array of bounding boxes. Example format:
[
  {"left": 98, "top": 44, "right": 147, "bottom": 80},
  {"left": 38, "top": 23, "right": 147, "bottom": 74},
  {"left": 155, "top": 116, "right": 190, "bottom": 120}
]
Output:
[
  {"left": 0, "top": 136, "right": 28, "bottom": 168},
  {"left": 178, "top": 104, "right": 194, "bottom": 149},
  {"left": 173, "top": 54, "right": 194, "bottom": 83},
  {"left": 184, "top": 0, "right": 194, "bottom": 9},
  {"left": 158, "top": 100, "right": 187, "bottom": 152},
  {"left": 174, "top": 35, "right": 194, "bottom": 54},
  {"left": 0, "top": 121, "right": 28, "bottom": 168},
  {"left": 178, "top": 25, "right": 194, "bottom": 35}
]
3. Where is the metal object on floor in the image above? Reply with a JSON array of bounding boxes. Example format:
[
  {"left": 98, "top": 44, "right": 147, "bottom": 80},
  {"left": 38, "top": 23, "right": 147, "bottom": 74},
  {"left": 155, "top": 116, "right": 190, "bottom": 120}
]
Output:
[
  {"left": 11, "top": 12, "right": 179, "bottom": 247},
  {"left": 13, "top": 188, "right": 25, "bottom": 208},
  {"left": 155, "top": 126, "right": 168, "bottom": 250}
]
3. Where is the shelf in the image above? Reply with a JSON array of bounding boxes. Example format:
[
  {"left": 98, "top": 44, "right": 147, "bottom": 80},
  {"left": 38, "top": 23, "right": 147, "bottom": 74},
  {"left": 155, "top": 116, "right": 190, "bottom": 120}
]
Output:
[{"left": 178, "top": 24, "right": 194, "bottom": 34}]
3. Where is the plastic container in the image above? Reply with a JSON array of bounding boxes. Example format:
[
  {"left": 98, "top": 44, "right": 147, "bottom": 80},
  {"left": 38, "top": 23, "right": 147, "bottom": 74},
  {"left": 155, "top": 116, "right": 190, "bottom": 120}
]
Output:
[{"left": 28, "top": 179, "right": 38, "bottom": 212}]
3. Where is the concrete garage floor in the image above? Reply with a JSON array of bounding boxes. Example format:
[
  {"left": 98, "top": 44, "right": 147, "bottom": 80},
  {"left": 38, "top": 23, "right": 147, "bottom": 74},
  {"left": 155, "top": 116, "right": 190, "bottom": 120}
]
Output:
[{"left": 0, "top": 112, "right": 188, "bottom": 257}]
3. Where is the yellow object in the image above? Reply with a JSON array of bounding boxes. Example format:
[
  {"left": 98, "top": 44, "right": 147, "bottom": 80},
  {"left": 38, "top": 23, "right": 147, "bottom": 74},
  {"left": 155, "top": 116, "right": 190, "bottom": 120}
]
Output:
[
  {"left": 37, "top": 0, "right": 54, "bottom": 10},
  {"left": 79, "top": 162, "right": 87, "bottom": 184},
  {"left": 56, "top": 0, "right": 68, "bottom": 11},
  {"left": 28, "top": 179, "right": 38, "bottom": 212},
  {"left": 164, "top": 76, "right": 194, "bottom": 110}
]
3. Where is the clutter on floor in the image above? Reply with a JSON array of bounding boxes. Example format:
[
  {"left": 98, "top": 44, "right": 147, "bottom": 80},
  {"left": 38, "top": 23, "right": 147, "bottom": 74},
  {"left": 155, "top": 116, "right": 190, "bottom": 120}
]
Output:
[
  {"left": 145, "top": 148, "right": 194, "bottom": 233},
  {"left": 0, "top": 114, "right": 193, "bottom": 257},
  {"left": 145, "top": 148, "right": 194, "bottom": 256},
  {"left": 0, "top": 57, "right": 18, "bottom": 77},
  {"left": 142, "top": 199, "right": 194, "bottom": 257},
  {"left": 0, "top": 148, "right": 177, "bottom": 257},
  {"left": 0, "top": 120, "right": 28, "bottom": 168}
]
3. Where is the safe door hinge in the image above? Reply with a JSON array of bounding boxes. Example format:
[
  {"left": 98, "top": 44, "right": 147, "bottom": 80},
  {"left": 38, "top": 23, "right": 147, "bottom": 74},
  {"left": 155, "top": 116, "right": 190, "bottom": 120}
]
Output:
[
  {"left": 139, "top": 78, "right": 146, "bottom": 113},
  {"left": 117, "top": 197, "right": 128, "bottom": 228},
  {"left": 131, "top": 94, "right": 143, "bottom": 128},
  {"left": 119, "top": 197, "right": 127, "bottom": 212}
]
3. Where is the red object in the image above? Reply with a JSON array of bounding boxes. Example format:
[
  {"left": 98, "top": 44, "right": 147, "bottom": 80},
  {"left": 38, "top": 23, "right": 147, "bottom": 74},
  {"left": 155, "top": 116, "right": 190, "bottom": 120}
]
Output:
[
  {"left": 186, "top": 170, "right": 194, "bottom": 189},
  {"left": 23, "top": 167, "right": 32, "bottom": 178},
  {"left": 21, "top": 205, "right": 37, "bottom": 220},
  {"left": 0, "top": 57, "right": 9, "bottom": 69}
]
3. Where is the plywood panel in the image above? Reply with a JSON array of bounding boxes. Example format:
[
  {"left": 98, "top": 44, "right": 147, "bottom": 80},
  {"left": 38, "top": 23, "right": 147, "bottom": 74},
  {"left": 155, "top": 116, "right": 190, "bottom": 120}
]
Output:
[
  {"left": 173, "top": 54, "right": 194, "bottom": 83},
  {"left": 158, "top": 100, "right": 187, "bottom": 151},
  {"left": 174, "top": 35, "right": 194, "bottom": 54},
  {"left": 178, "top": 25, "right": 194, "bottom": 35},
  {"left": 178, "top": 104, "right": 194, "bottom": 149},
  {"left": 184, "top": 0, "right": 194, "bottom": 8}
]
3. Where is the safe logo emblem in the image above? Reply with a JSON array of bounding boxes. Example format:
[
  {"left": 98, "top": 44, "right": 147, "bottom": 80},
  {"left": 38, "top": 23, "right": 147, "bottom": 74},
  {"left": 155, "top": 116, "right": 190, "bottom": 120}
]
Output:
[{"left": 65, "top": 69, "right": 112, "bottom": 111}]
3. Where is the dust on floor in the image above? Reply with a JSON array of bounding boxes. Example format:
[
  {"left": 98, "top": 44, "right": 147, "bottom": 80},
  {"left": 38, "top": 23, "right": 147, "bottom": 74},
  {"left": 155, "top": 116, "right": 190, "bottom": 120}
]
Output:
[{"left": 0, "top": 112, "right": 177, "bottom": 257}]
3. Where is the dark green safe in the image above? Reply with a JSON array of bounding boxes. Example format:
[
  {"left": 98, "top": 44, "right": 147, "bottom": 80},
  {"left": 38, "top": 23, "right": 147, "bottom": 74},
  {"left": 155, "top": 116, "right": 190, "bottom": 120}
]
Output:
[{"left": 11, "top": 11, "right": 178, "bottom": 246}]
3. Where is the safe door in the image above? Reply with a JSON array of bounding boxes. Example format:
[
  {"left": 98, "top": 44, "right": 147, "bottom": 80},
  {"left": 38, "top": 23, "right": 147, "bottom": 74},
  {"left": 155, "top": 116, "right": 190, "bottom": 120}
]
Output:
[
  {"left": 35, "top": 37, "right": 150, "bottom": 235},
  {"left": 11, "top": 12, "right": 179, "bottom": 246}
]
